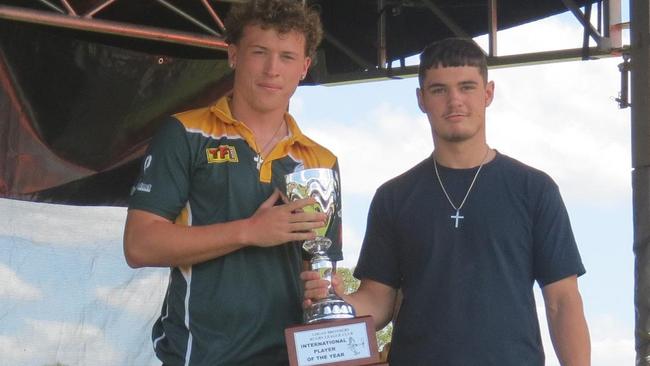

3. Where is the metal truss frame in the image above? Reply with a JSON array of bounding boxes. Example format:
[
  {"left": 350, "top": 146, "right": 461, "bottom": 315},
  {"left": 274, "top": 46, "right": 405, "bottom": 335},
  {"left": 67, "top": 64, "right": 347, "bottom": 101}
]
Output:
[
  {"left": 0, "top": 0, "right": 629, "bottom": 84},
  {"left": 367, "top": 0, "right": 626, "bottom": 85},
  {"left": 0, "top": 0, "right": 231, "bottom": 50}
]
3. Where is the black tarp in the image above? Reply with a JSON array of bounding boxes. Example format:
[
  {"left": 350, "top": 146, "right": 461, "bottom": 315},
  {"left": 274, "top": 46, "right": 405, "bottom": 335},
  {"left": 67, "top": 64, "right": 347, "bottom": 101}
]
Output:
[{"left": 0, "top": 0, "right": 599, "bottom": 205}]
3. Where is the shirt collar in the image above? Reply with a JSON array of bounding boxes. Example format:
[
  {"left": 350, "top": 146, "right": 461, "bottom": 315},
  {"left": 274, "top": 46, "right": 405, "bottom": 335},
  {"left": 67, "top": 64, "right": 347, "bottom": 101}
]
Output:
[{"left": 209, "top": 96, "right": 316, "bottom": 147}]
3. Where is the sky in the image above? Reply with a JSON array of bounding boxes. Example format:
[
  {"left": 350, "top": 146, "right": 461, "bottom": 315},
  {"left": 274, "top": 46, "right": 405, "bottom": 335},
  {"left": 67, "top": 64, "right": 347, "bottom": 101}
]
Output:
[{"left": 0, "top": 6, "right": 635, "bottom": 366}]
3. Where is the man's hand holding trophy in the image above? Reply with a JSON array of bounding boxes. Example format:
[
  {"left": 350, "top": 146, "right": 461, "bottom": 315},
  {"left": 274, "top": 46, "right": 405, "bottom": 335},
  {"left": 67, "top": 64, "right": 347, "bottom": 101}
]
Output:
[{"left": 284, "top": 168, "right": 384, "bottom": 366}]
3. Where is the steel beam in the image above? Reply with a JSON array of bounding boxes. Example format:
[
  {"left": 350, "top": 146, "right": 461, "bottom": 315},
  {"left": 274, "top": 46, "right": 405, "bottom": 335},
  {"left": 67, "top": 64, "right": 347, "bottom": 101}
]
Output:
[
  {"left": 377, "top": 0, "right": 387, "bottom": 69},
  {"left": 154, "top": 0, "right": 221, "bottom": 37},
  {"left": 561, "top": 0, "right": 604, "bottom": 46},
  {"left": 323, "top": 32, "right": 375, "bottom": 70},
  {"left": 317, "top": 46, "right": 617, "bottom": 86},
  {"left": 488, "top": 0, "right": 498, "bottom": 57},
  {"left": 631, "top": 0, "right": 650, "bottom": 361},
  {"left": 0, "top": 5, "right": 228, "bottom": 50},
  {"left": 84, "top": 0, "right": 117, "bottom": 18},
  {"left": 201, "top": 0, "right": 226, "bottom": 33},
  {"left": 36, "top": 0, "right": 63, "bottom": 13}
]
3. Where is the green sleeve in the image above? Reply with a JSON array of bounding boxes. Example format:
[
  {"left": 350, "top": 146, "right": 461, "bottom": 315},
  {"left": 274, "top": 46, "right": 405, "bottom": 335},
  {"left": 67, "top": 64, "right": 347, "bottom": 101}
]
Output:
[{"left": 128, "top": 117, "right": 192, "bottom": 220}]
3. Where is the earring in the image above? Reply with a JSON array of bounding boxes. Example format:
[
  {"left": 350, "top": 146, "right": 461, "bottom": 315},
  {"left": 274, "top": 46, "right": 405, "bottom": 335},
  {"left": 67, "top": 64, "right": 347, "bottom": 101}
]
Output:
[{"left": 300, "top": 74, "right": 306, "bottom": 80}]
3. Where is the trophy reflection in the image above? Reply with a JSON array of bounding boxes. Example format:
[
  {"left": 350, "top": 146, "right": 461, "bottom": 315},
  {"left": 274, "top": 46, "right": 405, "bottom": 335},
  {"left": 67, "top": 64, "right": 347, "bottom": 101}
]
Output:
[{"left": 285, "top": 168, "right": 355, "bottom": 323}]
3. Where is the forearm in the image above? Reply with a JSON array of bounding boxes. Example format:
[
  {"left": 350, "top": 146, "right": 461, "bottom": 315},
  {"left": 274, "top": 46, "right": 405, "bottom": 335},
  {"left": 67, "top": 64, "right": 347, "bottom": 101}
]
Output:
[
  {"left": 545, "top": 285, "right": 590, "bottom": 365},
  {"left": 344, "top": 283, "right": 397, "bottom": 330},
  {"left": 125, "top": 194, "right": 326, "bottom": 268},
  {"left": 124, "top": 211, "right": 251, "bottom": 268}
]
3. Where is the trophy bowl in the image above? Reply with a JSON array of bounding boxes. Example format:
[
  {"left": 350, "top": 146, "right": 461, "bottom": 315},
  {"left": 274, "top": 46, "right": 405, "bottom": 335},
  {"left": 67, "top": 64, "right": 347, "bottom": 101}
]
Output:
[{"left": 285, "top": 168, "right": 355, "bottom": 323}]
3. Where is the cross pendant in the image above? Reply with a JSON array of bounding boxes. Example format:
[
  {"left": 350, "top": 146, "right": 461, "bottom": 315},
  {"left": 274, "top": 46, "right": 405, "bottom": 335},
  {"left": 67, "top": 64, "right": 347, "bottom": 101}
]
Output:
[
  {"left": 450, "top": 210, "right": 464, "bottom": 228},
  {"left": 254, "top": 154, "right": 263, "bottom": 170}
]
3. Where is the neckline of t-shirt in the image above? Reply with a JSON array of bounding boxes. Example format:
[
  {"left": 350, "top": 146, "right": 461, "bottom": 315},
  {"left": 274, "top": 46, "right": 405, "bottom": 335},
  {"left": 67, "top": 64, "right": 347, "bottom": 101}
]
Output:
[{"left": 431, "top": 149, "right": 501, "bottom": 173}]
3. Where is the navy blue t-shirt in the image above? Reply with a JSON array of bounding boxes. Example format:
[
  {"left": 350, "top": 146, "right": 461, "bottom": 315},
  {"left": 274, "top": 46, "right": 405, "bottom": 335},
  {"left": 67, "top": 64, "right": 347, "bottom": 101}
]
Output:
[{"left": 354, "top": 151, "right": 585, "bottom": 366}]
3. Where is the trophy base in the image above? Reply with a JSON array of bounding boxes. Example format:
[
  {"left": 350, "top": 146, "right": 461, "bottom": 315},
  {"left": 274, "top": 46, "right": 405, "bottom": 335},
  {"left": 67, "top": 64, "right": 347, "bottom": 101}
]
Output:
[
  {"left": 285, "top": 316, "right": 384, "bottom": 366},
  {"left": 306, "top": 297, "right": 356, "bottom": 323}
]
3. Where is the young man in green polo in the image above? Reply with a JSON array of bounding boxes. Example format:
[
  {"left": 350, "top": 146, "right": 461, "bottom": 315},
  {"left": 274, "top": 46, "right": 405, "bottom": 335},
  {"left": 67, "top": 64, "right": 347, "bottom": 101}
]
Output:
[{"left": 124, "top": 1, "right": 341, "bottom": 364}]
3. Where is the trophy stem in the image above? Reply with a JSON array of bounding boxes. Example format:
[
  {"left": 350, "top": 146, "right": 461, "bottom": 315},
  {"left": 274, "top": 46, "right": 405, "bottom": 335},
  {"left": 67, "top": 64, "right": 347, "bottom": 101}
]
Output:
[{"left": 305, "top": 242, "right": 355, "bottom": 323}]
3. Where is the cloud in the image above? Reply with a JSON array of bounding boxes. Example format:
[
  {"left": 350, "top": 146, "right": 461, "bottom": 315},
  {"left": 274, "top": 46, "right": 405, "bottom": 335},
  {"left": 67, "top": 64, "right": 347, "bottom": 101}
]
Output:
[
  {"left": 0, "top": 199, "right": 127, "bottom": 247},
  {"left": 592, "top": 337, "right": 635, "bottom": 366},
  {"left": 488, "top": 58, "right": 630, "bottom": 204},
  {"left": 0, "top": 263, "right": 42, "bottom": 301},
  {"left": 0, "top": 319, "right": 123, "bottom": 366},
  {"left": 535, "top": 291, "right": 634, "bottom": 366},
  {"left": 476, "top": 11, "right": 631, "bottom": 205},
  {"left": 0, "top": 268, "right": 165, "bottom": 365},
  {"left": 0, "top": 335, "right": 33, "bottom": 364},
  {"left": 290, "top": 95, "right": 305, "bottom": 117},
  {"left": 588, "top": 313, "right": 635, "bottom": 365},
  {"left": 95, "top": 270, "right": 168, "bottom": 316},
  {"left": 300, "top": 102, "right": 432, "bottom": 197},
  {"left": 339, "top": 223, "right": 364, "bottom": 269}
]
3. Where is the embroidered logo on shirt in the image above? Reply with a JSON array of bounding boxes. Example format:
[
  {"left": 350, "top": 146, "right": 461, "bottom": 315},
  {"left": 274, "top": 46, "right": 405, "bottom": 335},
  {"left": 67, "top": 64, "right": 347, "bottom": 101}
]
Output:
[
  {"left": 130, "top": 181, "right": 152, "bottom": 195},
  {"left": 135, "top": 182, "right": 152, "bottom": 192},
  {"left": 206, "top": 145, "right": 239, "bottom": 163},
  {"left": 143, "top": 155, "right": 152, "bottom": 172}
]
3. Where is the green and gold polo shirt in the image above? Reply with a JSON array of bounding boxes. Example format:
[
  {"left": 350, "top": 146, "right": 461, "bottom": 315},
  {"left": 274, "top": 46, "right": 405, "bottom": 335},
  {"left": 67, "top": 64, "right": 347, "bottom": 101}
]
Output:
[{"left": 128, "top": 96, "right": 342, "bottom": 366}]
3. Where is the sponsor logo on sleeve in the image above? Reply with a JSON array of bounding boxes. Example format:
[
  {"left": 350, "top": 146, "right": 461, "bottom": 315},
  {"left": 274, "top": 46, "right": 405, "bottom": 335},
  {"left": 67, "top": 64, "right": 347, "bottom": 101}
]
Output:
[
  {"left": 143, "top": 155, "right": 152, "bottom": 172},
  {"left": 135, "top": 182, "right": 152, "bottom": 192},
  {"left": 206, "top": 145, "right": 239, "bottom": 163},
  {"left": 130, "top": 180, "right": 152, "bottom": 195}
]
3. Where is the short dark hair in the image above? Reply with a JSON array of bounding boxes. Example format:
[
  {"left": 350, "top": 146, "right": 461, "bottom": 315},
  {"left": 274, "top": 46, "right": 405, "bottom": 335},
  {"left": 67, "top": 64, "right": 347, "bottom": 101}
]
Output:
[
  {"left": 418, "top": 38, "right": 488, "bottom": 87},
  {"left": 224, "top": 0, "right": 323, "bottom": 59}
]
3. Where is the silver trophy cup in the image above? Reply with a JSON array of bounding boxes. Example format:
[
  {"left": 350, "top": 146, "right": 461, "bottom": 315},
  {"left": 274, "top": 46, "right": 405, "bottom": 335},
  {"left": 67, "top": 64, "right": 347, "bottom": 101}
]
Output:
[{"left": 285, "top": 168, "right": 356, "bottom": 323}]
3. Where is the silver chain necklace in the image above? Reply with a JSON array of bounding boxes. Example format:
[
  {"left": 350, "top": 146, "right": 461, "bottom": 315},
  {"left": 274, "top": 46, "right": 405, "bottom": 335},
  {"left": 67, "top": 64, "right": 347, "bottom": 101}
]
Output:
[
  {"left": 253, "top": 119, "right": 286, "bottom": 170},
  {"left": 433, "top": 148, "right": 490, "bottom": 228}
]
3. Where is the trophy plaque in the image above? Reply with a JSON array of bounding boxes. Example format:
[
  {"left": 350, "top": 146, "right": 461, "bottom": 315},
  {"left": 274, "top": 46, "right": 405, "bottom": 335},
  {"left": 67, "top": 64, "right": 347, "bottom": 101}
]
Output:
[{"left": 284, "top": 168, "right": 385, "bottom": 366}]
